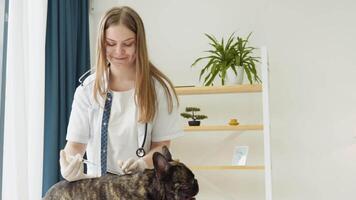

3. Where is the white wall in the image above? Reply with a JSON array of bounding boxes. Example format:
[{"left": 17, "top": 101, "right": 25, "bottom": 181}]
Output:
[
  {"left": 262, "top": 1, "right": 356, "bottom": 199},
  {"left": 89, "top": 0, "right": 356, "bottom": 199}
]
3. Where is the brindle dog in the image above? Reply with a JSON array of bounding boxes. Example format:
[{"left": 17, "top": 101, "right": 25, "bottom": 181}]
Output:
[{"left": 44, "top": 146, "right": 199, "bottom": 200}]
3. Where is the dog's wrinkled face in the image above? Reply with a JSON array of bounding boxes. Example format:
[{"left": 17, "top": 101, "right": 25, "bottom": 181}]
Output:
[
  {"left": 153, "top": 146, "right": 199, "bottom": 200},
  {"left": 167, "top": 162, "right": 199, "bottom": 200}
]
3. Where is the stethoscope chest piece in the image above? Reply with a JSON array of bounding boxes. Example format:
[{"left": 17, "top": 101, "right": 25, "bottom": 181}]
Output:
[{"left": 136, "top": 148, "right": 146, "bottom": 158}]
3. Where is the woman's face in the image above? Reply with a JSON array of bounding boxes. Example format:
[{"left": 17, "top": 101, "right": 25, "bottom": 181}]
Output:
[{"left": 105, "top": 24, "right": 136, "bottom": 68}]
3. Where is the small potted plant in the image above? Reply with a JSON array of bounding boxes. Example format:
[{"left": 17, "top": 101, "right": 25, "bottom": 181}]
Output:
[
  {"left": 180, "top": 107, "right": 208, "bottom": 126},
  {"left": 191, "top": 32, "right": 261, "bottom": 86}
]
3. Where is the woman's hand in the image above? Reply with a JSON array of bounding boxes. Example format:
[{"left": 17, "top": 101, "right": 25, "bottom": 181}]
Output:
[
  {"left": 59, "top": 150, "right": 95, "bottom": 182},
  {"left": 116, "top": 141, "right": 171, "bottom": 174},
  {"left": 117, "top": 158, "right": 147, "bottom": 174}
]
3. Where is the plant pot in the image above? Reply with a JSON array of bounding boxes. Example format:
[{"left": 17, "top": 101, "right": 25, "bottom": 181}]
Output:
[
  {"left": 188, "top": 120, "right": 201, "bottom": 126},
  {"left": 225, "top": 66, "right": 244, "bottom": 85}
]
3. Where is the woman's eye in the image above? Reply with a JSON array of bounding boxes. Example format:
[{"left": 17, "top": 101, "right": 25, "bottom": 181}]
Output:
[
  {"left": 123, "top": 43, "right": 133, "bottom": 47},
  {"left": 106, "top": 43, "right": 115, "bottom": 46}
]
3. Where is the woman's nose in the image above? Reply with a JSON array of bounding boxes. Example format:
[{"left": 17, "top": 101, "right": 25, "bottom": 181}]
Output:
[{"left": 114, "top": 45, "right": 125, "bottom": 55}]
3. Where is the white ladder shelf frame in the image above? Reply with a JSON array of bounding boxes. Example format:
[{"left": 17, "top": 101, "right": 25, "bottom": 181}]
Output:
[{"left": 261, "top": 46, "right": 273, "bottom": 200}]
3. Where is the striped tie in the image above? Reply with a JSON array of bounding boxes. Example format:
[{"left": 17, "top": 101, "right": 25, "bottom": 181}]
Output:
[{"left": 100, "top": 92, "right": 112, "bottom": 175}]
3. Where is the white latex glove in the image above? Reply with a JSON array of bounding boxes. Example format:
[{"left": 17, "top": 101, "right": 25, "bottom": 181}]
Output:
[
  {"left": 117, "top": 158, "right": 147, "bottom": 174},
  {"left": 59, "top": 150, "right": 95, "bottom": 182}
]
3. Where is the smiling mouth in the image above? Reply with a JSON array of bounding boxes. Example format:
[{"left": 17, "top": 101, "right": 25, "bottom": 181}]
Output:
[{"left": 113, "top": 57, "right": 128, "bottom": 60}]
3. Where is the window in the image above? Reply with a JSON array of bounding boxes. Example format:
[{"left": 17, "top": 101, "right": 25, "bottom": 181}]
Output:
[{"left": 0, "top": 0, "right": 9, "bottom": 197}]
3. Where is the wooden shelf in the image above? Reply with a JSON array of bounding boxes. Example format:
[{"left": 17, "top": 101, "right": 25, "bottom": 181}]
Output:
[
  {"left": 189, "top": 165, "right": 265, "bottom": 170},
  {"left": 175, "top": 84, "right": 262, "bottom": 95},
  {"left": 184, "top": 125, "right": 263, "bottom": 132}
]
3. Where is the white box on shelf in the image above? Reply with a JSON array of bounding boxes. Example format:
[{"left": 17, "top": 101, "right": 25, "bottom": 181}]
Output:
[{"left": 232, "top": 146, "right": 249, "bottom": 166}]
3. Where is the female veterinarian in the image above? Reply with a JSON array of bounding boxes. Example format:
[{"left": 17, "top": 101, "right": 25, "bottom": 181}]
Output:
[{"left": 59, "top": 6, "right": 183, "bottom": 181}]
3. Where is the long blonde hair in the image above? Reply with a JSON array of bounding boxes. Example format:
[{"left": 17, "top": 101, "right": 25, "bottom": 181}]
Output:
[{"left": 94, "top": 6, "right": 179, "bottom": 123}]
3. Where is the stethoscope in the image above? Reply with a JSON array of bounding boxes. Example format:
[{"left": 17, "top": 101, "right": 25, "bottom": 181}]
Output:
[
  {"left": 136, "top": 123, "right": 147, "bottom": 157},
  {"left": 79, "top": 69, "right": 148, "bottom": 158}
]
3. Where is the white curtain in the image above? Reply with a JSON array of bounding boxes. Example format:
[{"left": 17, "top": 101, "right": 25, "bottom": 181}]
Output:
[{"left": 2, "top": 0, "right": 47, "bottom": 199}]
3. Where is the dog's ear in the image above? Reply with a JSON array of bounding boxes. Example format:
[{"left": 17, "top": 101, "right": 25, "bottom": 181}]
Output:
[
  {"left": 153, "top": 152, "right": 171, "bottom": 180},
  {"left": 161, "top": 146, "right": 172, "bottom": 161}
]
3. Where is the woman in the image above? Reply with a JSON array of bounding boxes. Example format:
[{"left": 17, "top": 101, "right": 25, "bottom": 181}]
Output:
[{"left": 59, "top": 6, "right": 183, "bottom": 181}]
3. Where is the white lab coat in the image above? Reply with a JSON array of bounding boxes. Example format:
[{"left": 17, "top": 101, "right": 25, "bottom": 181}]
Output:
[{"left": 65, "top": 73, "right": 184, "bottom": 176}]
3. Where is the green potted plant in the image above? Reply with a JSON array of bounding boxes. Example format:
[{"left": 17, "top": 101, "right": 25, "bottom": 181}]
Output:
[
  {"left": 191, "top": 32, "right": 261, "bottom": 86},
  {"left": 180, "top": 107, "right": 208, "bottom": 126},
  {"left": 191, "top": 33, "right": 236, "bottom": 86}
]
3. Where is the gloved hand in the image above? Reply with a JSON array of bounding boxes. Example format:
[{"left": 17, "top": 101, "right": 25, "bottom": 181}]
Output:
[
  {"left": 59, "top": 150, "right": 95, "bottom": 182},
  {"left": 117, "top": 158, "right": 147, "bottom": 174}
]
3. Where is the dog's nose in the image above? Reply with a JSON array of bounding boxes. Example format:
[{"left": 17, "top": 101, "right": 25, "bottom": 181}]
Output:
[{"left": 192, "top": 179, "right": 199, "bottom": 195}]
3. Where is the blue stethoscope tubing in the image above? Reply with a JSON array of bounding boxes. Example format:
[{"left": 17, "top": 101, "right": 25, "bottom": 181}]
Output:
[{"left": 79, "top": 69, "right": 147, "bottom": 158}]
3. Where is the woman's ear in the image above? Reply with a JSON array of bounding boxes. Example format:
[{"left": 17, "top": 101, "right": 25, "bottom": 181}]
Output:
[{"left": 153, "top": 152, "right": 171, "bottom": 180}]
